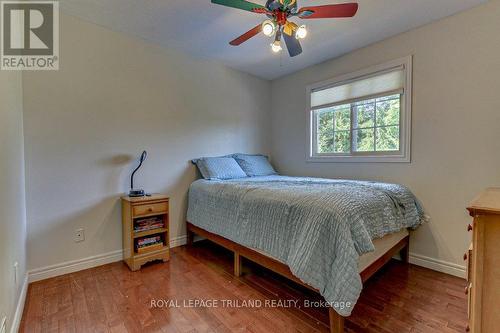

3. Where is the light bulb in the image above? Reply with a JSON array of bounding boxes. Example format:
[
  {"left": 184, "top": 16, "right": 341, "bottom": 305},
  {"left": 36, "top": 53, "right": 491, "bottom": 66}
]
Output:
[
  {"left": 295, "top": 25, "right": 307, "bottom": 39},
  {"left": 271, "top": 41, "right": 282, "bottom": 53},
  {"left": 262, "top": 20, "right": 276, "bottom": 37}
]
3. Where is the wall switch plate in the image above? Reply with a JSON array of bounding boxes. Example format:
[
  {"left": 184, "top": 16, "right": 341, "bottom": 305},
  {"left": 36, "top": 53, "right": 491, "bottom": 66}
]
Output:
[
  {"left": 0, "top": 316, "right": 6, "bottom": 333},
  {"left": 74, "top": 228, "right": 85, "bottom": 242}
]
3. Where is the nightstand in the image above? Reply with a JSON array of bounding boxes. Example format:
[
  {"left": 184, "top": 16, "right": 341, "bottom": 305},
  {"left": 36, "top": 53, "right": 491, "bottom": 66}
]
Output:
[{"left": 121, "top": 194, "right": 170, "bottom": 271}]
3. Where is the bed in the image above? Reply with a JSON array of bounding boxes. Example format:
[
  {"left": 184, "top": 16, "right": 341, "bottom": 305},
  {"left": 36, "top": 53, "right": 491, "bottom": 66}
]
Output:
[{"left": 186, "top": 175, "right": 425, "bottom": 332}]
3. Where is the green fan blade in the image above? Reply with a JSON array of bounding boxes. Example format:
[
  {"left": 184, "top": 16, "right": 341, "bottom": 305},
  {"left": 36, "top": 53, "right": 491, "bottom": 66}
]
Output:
[{"left": 211, "top": 0, "right": 266, "bottom": 12}]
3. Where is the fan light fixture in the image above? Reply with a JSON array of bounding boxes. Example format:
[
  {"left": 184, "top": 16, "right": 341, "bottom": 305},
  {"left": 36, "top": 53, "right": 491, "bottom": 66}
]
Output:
[
  {"left": 271, "top": 28, "right": 282, "bottom": 53},
  {"left": 214, "top": 0, "right": 359, "bottom": 57},
  {"left": 262, "top": 20, "right": 276, "bottom": 37},
  {"left": 295, "top": 25, "right": 307, "bottom": 39},
  {"left": 271, "top": 40, "right": 282, "bottom": 53}
]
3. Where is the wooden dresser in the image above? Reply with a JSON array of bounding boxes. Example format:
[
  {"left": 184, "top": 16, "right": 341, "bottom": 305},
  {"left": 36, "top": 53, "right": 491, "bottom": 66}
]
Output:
[
  {"left": 466, "top": 188, "right": 500, "bottom": 333},
  {"left": 122, "top": 194, "right": 170, "bottom": 271}
]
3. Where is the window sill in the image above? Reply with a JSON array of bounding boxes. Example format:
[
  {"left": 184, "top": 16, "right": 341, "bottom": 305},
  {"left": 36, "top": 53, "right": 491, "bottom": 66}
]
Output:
[{"left": 307, "top": 154, "right": 410, "bottom": 163}]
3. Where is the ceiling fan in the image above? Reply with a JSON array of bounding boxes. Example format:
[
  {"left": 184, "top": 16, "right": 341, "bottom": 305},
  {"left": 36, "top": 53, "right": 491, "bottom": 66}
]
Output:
[{"left": 211, "top": 0, "right": 359, "bottom": 57}]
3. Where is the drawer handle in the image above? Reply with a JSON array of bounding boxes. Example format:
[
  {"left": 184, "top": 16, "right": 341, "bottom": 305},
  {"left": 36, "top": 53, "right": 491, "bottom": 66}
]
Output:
[
  {"left": 147, "top": 207, "right": 153, "bottom": 212},
  {"left": 466, "top": 324, "right": 470, "bottom": 332},
  {"left": 464, "top": 286, "right": 468, "bottom": 295},
  {"left": 463, "top": 253, "right": 468, "bottom": 261},
  {"left": 467, "top": 224, "right": 473, "bottom": 232}
]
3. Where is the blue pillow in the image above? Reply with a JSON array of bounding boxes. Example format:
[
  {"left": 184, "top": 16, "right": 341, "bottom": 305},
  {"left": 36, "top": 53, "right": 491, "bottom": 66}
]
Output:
[
  {"left": 191, "top": 154, "right": 233, "bottom": 165},
  {"left": 193, "top": 157, "right": 247, "bottom": 180},
  {"left": 233, "top": 154, "right": 277, "bottom": 177}
]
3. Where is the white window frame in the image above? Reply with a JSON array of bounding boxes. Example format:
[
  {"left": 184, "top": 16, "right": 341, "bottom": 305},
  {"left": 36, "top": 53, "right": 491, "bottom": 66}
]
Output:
[{"left": 306, "top": 56, "right": 412, "bottom": 163}]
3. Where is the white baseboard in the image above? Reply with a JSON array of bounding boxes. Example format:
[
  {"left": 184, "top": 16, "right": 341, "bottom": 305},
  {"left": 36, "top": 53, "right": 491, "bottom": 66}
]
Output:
[
  {"left": 409, "top": 252, "right": 466, "bottom": 279},
  {"left": 28, "top": 249, "right": 124, "bottom": 283},
  {"left": 170, "top": 235, "right": 187, "bottom": 248},
  {"left": 10, "top": 274, "right": 28, "bottom": 333},
  {"left": 28, "top": 236, "right": 189, "bottom": 283}
]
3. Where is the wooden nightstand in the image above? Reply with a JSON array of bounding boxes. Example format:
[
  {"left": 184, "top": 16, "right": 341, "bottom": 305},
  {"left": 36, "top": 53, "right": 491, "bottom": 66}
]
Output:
[{"left": 121, "top": 194, "right": 170, "bottom": 271}]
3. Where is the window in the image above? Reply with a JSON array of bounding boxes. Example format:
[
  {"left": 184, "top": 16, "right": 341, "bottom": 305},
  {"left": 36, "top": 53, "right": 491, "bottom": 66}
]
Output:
[{"left": 308, "top": 56, "right": 412, "bottom": 163}]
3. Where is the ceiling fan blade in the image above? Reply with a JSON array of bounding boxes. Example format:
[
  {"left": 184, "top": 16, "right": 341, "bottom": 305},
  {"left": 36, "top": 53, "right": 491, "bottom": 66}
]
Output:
[
  {"left": 266, "top": 0, "right": 282, "bottom": 10},
  {"left": 229, "top": 24, "right": 262, "bottom": 46},
  {"left": 283, "top": 33, "right": 302, "bottom": 57},
  {"left": 211, "top": 0, "right": 266, "bottom": 13},
  {"left": 283, "top": 21, "right": 298, "bottom": 36},
  {"left": 298, "top": 3, "right": 358, "bottom": 19},
  {"left": 280, "top": 0, "right": 295, "bottom": 8}
]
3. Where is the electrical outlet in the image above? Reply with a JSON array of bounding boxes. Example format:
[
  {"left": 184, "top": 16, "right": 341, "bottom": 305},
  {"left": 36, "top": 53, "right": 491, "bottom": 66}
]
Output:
[
  {"left": 13, "top": 262, "right": 18, "bottom": 286},
  {"left": 74, "top": 228, "right": 85, "bottom": 242},
  {"left": 0, "top": 316, "right": 6, "bottom": 333}
]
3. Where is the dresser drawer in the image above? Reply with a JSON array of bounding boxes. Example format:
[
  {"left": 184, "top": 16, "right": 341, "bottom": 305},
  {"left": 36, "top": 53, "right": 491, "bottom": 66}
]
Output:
[{"left": 133, "top": 201, "right": 168, "bottom": 217}]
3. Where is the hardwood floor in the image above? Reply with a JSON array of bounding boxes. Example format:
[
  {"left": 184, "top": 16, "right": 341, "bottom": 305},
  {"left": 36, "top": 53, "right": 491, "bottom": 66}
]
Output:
[{"left": 20, "top": 241, "right": 468, "bottom": 333}]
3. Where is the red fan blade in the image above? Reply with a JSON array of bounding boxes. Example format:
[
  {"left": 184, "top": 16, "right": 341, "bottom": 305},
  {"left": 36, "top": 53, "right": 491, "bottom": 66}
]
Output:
[
  {"left": 298, "top": 3, "right": 358, "bottom": 19},
  {"left": 229, "top": 24, "right": 262, "bottom": 46}
]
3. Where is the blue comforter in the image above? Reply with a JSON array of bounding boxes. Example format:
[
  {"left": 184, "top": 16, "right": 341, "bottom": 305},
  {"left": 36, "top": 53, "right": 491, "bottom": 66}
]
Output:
[{"left": 187, "top": 176, "right": 425, "bottom": 316}]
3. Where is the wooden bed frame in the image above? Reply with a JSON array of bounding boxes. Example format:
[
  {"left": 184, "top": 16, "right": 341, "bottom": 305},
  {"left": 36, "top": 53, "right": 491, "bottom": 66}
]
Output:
[{"left": 186, "top": 222, "right": 410, "bottom": 333}]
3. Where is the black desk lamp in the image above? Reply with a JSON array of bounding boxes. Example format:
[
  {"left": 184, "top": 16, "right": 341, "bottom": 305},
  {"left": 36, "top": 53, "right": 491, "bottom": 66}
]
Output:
[{"left": 129, "top": 150, "right": 147, "bottom": 197}]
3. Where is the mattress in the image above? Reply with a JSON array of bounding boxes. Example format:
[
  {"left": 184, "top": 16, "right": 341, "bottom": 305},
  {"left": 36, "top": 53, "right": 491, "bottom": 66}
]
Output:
[{"left": 250, "top": 228, "right": 409, "bottom": 273}]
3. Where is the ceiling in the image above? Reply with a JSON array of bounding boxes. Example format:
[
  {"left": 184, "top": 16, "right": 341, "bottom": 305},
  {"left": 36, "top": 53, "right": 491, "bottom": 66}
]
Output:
[{"left": 60, "top": 0, "right": 487, "bottom": 80}]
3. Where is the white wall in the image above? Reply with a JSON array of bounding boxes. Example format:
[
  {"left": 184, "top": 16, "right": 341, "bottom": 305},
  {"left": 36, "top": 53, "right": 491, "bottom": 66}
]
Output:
[
  {"left": 270, "top": 0, "right": 500, "bottom": 273},
  {"left": 0, "top": 70, "right": 27, "bottom": 331},
  {"left": 22, "top": 14, "right": 271, "bottom": 271}
]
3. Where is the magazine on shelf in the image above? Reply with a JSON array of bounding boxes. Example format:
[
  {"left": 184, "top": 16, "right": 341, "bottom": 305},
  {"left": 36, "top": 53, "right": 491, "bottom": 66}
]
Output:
[
  {"left": 134, "top": 216, "right": 164, "bottom": 232},
  {"left": 137, "top": 235, "right": 161, "bottom": 247}
]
